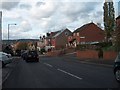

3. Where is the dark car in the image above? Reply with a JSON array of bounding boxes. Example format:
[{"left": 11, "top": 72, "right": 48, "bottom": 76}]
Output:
[
  {"left": 21, "top": 50, "right": 28, "bottom": 60},
  {"left": 114, "top": 52, "right": 120, "bottom": 83},
  {"left": 25, "top": 50, "right": 39, "bottom": 62},
  {"left": 15, "top": 50, "right": 21, "bottom": 56}
]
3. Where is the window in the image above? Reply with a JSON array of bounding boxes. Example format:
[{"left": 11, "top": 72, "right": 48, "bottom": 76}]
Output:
[
  {"left": 80, "top": 36, "right": 85, "bottom": 39},
  {"left": 65, "top": 32, "right": 68, "bottom": 36},
  {"left": 73, "top": 33, "right": 76, "bottom": 36},
  {"left": 48, "top": 39, "right": 50, "bottom": 41},
  {"left": 81, "top": 42, "right": 85, "bottom": 44},
  {"left": 69, "top": 36, "right": 72, "bottom": 39},
  {"left": 77, "top": 33, "right": 79, "bottom": 36}
]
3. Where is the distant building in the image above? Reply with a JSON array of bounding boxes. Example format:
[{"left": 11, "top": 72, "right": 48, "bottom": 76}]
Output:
[
  {"left": 45, "top": 28, "right": 72, "bottom": 49},
  {"left": 37, "top": 37, "right": 46, "bottom": 51},
  {"left": 68, "top": 22, "right": 105, "bottom": 47}
]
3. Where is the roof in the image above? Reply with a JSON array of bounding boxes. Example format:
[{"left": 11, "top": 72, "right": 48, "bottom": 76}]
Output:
[
  {"left": 116, "top": 15, "right": 120, "bottom": 20},
  {"left": 46, "top": 28, "right": 71, "bottom": 39},
  {"left": 53, "top": 30, "right": 63, "bottom": 38},
  {"left": 45, "top": 31, "right": 60, "bottom": 39},
  {"left": 73, "top": 22, "right": 103, "bottom": 33}
]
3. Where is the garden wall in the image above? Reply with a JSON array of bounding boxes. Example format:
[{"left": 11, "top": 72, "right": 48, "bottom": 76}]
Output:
[
  {"left": 103, "top": 51, "right": 118, "bottom": 60},
  {"left": 76, "top": 50, "right": 99, "bottom": 59},
  {"left": 46, "top": 50, "right": 65, "bottom": 57}
]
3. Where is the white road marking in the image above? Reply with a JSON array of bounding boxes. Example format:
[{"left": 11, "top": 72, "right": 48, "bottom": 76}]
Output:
[
  {"left": 2, "top": 71, "right": 11, "bottom": 84},
  {"left": 44, "top": 63, "right": 53, "bottom": 67},
  {"left": 57, "top": 68, "right": 82, "bottom": 80},
  {"left": 80, "top": 61, "right": 113, "bottom": 68}
]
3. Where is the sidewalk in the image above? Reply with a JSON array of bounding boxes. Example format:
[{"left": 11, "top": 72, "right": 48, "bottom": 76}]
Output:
[
  {"left": 2, "top": 57, "right": 20, "bottom": 84},
  {"left": 79, "top": 58, "right": 114, "bottom": 65},
  {"left": 63, "top": 53, "right": 114, "bottom": 67}
]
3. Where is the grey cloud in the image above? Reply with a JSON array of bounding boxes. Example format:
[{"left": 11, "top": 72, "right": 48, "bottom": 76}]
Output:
[
  {"left": 36, "top": 2, "right": 103, "bottom": 33},
  {"left": 31, "top": 2, "right": 59, "bottom": 19},
  {"left": 58, "top": 2, "right": 101, "bottom": 22},
  {"left": 19, "top": 4, "right": 32, "bottom": 10},
  {"left": 36, "top": 2, "right": 46, "bottom": 7},
  {"left": 1, "top": 1, "right": 20, "bottom": 10}
]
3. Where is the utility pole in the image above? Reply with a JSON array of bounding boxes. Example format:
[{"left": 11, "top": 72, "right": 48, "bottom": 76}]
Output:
[
  {"left": 7, "top": 23, "right": 17, "bottom": 45},
  {"left": 0, "top": 11, "right": 2, "bottom": 52}
]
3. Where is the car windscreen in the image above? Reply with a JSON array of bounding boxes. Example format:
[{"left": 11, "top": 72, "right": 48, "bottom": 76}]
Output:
[{"left": 29, "top": 51, "right": 38, "bottom": 56}]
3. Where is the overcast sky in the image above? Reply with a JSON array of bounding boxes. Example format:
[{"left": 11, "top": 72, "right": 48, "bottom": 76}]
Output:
[{"left": 0, "top": 0, "right": 119, "bottom": 40}]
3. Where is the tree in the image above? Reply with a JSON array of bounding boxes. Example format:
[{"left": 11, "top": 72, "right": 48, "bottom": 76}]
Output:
[
  {"left": 103, "top": 0, "right": 115, "bottom": 42},
  {"left": 114, "top": 17, "right": 120, "bottom": 52},
  {"left": 15, "top": 42, "right": 28, "bottom": 50},
  {"left": 46, "top": 33, "right": 50, "bottom": 37}
]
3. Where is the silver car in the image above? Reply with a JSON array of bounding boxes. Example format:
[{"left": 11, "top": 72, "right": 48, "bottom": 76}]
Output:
[{"left": 0, "top": 52, "right": 12, "bottom": 67}]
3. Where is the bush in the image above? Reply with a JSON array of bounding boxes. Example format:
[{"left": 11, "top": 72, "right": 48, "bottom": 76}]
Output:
[
  {"left": 93, "top": 42, "right": 112, "bottom": 48},
  {"left": 40, "top": 48, "right": 46, "bottom": 54},
  {"left": 76, "top": 44, "right": 87, "bottom": 51}
]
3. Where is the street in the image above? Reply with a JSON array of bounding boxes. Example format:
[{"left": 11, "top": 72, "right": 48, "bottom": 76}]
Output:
[{"left": 2, "top": 55, "right": 120, "bottom": 88}]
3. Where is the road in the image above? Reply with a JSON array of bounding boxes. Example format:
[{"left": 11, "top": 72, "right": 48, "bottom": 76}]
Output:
[{"left": 2, "top": 55, "right": 120, "bottom": 88}]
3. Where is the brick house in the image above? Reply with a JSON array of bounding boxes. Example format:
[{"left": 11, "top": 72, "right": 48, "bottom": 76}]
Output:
[
  {"left": 68, "top": 22, "right": 105, "bottom": 46},
  {"left": 45, "top": 28, "right": 72, "bottom": 49},
  {"left": 116, "top": 15, "right": 120, "bottom": 26}
]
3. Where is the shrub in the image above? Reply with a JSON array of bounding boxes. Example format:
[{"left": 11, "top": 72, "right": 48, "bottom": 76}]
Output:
[{"left": 40, "top": 48, "right": 46, "bottom": 54}]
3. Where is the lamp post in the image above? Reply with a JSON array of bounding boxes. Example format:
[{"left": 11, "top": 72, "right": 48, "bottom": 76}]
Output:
[{"left": 8, "top": 23, "right": 17, "bottom": 44}]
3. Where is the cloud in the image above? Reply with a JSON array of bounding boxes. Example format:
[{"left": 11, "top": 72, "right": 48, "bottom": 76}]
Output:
[
  {"left": 118, "top": 1, "right": 120, "bottom": 15},
  {"left": 19, "top": 4, "right": 32, "bottom": 10},
  {"left": 30, "top": 1, "right": 59, "bottom": 19},
  {"left": 36, "top": 2, "right": 46, "bottom": 7},
  {"left": 29, "top": 1, "right": 103, "bottom": 32},
  {"left": 1, "top": 0, "right": 20, "bottom": 10},
  {"left": 18, "top": 20, "right": 32, "bottom": 32},
  {"left": 2, "top": 0, "right": 114, "bottom": 40}
]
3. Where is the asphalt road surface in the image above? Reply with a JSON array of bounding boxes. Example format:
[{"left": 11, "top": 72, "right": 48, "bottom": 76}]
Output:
[{"left": 2, "top": 55, "right": 120, "bottom": 88}]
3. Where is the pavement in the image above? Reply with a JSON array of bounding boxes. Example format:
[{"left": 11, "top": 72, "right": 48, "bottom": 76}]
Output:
[
  {"left": 1, "top": 57, "right": 21, "bottom": 88},
  {"left": 2, "top": 55, "right": 120, "bottom": 89},
  {"left": 63, "top": 53, "right": 114, "bottom": 67}
]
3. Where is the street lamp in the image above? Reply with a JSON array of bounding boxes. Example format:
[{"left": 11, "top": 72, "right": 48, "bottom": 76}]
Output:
[{"left": 8, "top": 23, "right": 17, "bottom": 43}]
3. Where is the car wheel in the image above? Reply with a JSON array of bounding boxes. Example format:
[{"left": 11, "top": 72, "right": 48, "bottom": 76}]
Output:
[
  {"left": 36, "top": 58, "right": 39, "bottom": 62},
  {"left": 115, "top": 68, "right": 120, "bottom": 83}
]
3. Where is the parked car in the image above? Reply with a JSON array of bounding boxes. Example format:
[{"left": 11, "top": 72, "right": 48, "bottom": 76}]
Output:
[
  {"left": 15, "top": 50, "right": 21, "bottom": 56},
  {"left": 21, "top": 50, "right": 28, "bottom": 60},
  {"left": 25, "top": 50, "right": 39, "bottom": 62},
  {"left": 114, "top": 52, "right": 120, "bottom": 83},
  {"left": 0, "top": 52, "right": 12, "bottom": 67}
]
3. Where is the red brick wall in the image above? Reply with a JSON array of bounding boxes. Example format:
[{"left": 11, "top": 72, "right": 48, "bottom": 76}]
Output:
[
  {"left": 46, "top": 50, "right": 61, "bottom": 56},
  {"left": 103, "top": 51, "right": 117, "bottom": 60},
  {"left": 77, "top": 50, "right": 99, "bottom": 59},
  {"left": 46, "top": 50, "right": 65, "bottom": 56}
]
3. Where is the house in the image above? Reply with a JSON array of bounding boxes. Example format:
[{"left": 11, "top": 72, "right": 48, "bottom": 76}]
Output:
[
  {"left": 116, "top": 15, "right": 120, "bottom": 26},
  {"left": 69, "top": 22, "right": 105, "bottom": 46},
  {"left": 45, "top": 28, "right": 72, "bottom": 50}
]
